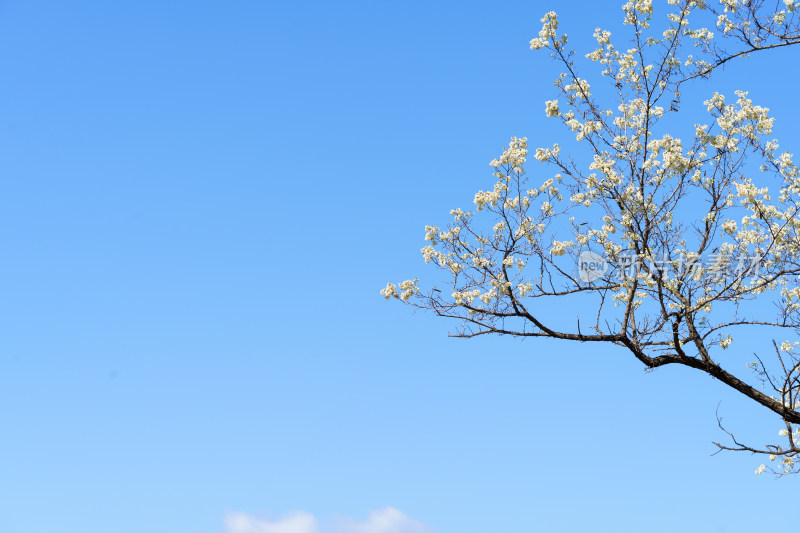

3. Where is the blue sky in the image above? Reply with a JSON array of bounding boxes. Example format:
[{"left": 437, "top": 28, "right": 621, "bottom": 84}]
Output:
[{"left": 0, "top": 1, "right": 798, "bottom": 532}]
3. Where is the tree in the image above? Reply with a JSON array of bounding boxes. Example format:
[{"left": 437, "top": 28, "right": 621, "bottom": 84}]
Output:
[{"left": 382, "top": 0, "right": 800, "bottom": 476}]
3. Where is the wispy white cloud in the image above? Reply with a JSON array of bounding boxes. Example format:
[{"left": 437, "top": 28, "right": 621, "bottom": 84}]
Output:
[
  {"left": 224, "top": 507, "right": 426, "bottom": 533},
  {"left": 225, "top": 510, "right": 319, "bottom": 533},
  {"left": 337, "top": 507, "right": 426, "bottom": 533}
]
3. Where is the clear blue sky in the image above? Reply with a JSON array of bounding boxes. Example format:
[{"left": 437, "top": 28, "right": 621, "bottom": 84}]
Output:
[{"left": 0, "top": 1, "right": 797, "bottom": 532}]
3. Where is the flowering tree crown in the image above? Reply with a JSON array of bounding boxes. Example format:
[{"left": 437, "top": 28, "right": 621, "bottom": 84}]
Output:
[{"left": 384, "top": 0, "right": 800, "bottom": 476}]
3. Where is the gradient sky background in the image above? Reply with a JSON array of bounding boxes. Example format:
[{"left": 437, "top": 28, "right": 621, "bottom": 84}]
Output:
[{"left": 0, "top": 1, "right": 798, "bottom": 532}]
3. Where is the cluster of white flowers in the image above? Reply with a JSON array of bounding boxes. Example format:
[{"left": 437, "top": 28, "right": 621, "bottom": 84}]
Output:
[
  {"left": 516, "top": 282, "right": 534, "bottom": 297},
  {"left": 613, "top": 99, "right": 649, "bottom": 130},
  {"left": 534, "top": 144, "right": 561, "bottom": 162},
  {"left": 478, "top": 289, "right": 496, "bottom": 304},
  {"left": 529, "top": 11, "right": 560, "bottom": 50},
  {"left": 705, "top": 92, "right": 725, "bottom": 111},
  {"left": 776, "top": 152, "right": 799, "bottom": 183},
  {"left": 762, "top": 436, "right": 799, "bottom": 474},
  {"left": 780, "top": 286, "right": 800, "bottom": 312},
  {"left": 380, "top": 283, "right": 397, "bottom": 300},
  {"left": 647, "top": 134, "right": 695, "bottom": 174},
  {"left": 420, "top": 245, "right": 438, "bottom": 264},
  {"left": 595, "top": 27, "right": 612, "bottom": 45},
  {"left": 719, "top": 335, "right": 733, "bottom": 349},
  {"left": 381, "top": 279, "right": 420, "bottom": 301},
  {"left": 588, "top": 155, "right": 622, "bottom": 184},
  {"left": 398, "top": 279, "right": 419, "bottom": 300},
  {"left": 550, "top": 240, "right": 575, "bottom": 256},
  {"left": 716, "top": 13, "right": 736, "bottom": 34},
  {"left": 713, "top": 91, "right": 774, "bottom": 146},
  {"left": 721, "top": 0, "right": 739, "bottom": 12},
  {"left": 585, "top": 47, "right": 604, "bottom": 62},
  {"left": 489, "top": 136, "right": 528, "bottom": 174},
  {"left": 562, "top": 78, "right": 592, "bottom": 100},
  {"left": 473, "top": 256, "right": 491, "bottom": 268},
  {"left": 473, "top": 178, "right": 511, "bottom": 211},
  {"left": 721, "top": 219, "right": 737, "bottom": 234},
  {"left": 622, "top": 0, "right": 654, "bottom": 27},
  {"left": 685, "top": 27, "right": 714, "bottom": 41},
  {"left": 452, "top": 289, "right": 480, "bottom": 305},
  {"left": 424, "top": 225, "right": 439, "bottom": 244},
  {"left": 420, "top": 244, "right": 463, "bottom": 274}
]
